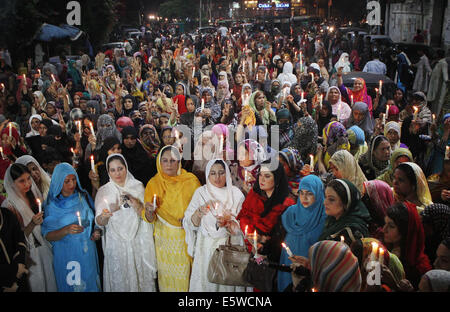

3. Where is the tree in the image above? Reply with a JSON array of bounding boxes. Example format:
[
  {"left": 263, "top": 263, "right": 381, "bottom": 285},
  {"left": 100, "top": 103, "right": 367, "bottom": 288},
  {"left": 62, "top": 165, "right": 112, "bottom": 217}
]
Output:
[{"left": 159, "top": 0, "right": 198, "bottom": 20}]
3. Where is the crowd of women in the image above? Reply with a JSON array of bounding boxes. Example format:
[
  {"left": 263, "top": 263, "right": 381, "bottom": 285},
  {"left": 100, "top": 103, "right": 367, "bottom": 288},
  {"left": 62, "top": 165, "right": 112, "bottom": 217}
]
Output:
[{"left": 0, "top": 20, "right": 449, "bottom": 293}]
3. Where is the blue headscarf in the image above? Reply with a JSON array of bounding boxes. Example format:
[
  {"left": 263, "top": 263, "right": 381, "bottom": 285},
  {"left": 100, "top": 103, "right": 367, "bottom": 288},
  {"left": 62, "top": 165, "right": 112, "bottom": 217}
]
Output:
[
  {"left": 41, "top": 163, "right": 100, "bottom": 292},
  {"left": 348, "top": 125, "right": 365, "bottom": 146},
  {"left": 278, "top": 174, "right": 326, "bottom": 292}
]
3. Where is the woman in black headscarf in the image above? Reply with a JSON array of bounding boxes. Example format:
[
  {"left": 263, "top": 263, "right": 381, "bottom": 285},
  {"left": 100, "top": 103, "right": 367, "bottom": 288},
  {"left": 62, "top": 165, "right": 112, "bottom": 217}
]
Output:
[
  {"left": 316, "top": 100, "right": 333, "bottom": 135},
  {"left": 120, "top": 126, "right": 156, "bottom": 185},
  {"left": 115, "top": 94, "right": 138, "bottom": 119}
]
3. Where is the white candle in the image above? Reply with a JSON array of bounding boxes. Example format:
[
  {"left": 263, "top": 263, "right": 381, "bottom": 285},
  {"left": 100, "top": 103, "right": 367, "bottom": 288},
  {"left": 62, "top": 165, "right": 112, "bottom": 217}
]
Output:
[
  {"left": 340, "top": 236, "right": 345, "bottom": 243},
  {"left": 153, "top": 194, "right": 157, "bottom": 208},
  {"left": 432, "top": 114, "right": 435, "bottom": 124},
  {"left": 0, "top": 147, "right": 4, "bottom": 159},
  {"left": 219, "top": 135, "right": 224, "bottom": 155},
  {"left": 244, "top": 225, "right": 248, "bottom": 237},
  {"left": 76, "top": 211, "right": 82, "bottom": 226},
  {"left": 23, "top": 74, "right": 27, "bottom": 85},
  {"left": 253, "top": 230, "right": 258, "bottom": 257},
  {"left": 0, "top": 83, "right": 4, "bottom": 91},
  {"left": 282, "top": 242, "right": 294, "bottom": 257},
  {"left": 8, "top": 123, "right": 12, "bottom": 137},
  {"left": 37, "top": 69, "right": 41, "bottom": 77},
  {"left": 309, "top": 154, "right": 314, "bottom": 173},
  {"left": 37, "top": 198, "right": 42, "bottom": 214},
  {"left": 370, "top": 242, "right": 378, "bottom": 262},
  {"left": 350, "top": 95, "right": 354, "bottom": 106},
  {"left": 76, "top": 121, "right": 82, "bottom": 136},
  {"left": 337, "top": 104, "right": 341, "bottom": 122},
  {"left": 51, "top": 74, "right": 56, "bottom": 83},
  {"left": 300, "top": 92, "right": 304, "bottom": 102},
  {"left": 379, "top": 80, "right": 382, "bottom": 95},
  {"left": 382, "top": 113, "right": 386, "bottom": 125},
  {"left": 70, "top": 148, "right": 76, "bottom": 158},
  {"left": 265, "top": 67, "right": 268, "bottom": 79},
  {"left": 192, "top": 66, "right": 195, "bottom": 79},
  {"left": 310, "top": 72, "right": 314, "bottom": 83},
  {"left": 90, "top": 155, "right": 96, "bottom": 174},
  {"left": 379, "top": 248, "right": 384, "bottom": 265},
  {"left": 89, "top": 122, "right": 95, "bottom": 137},
  {"left": 244, "top": 170, "right": 248, "bottom": 183},
  {"left": 299, "top": 52, "right": 303, "bottom": 72},
  {"left": 446, "top": 146, "right": 450, "bottom": 160},
  {"left": 413, "top": 106, "right": 418, "bottom": 121},
  {"left": 385, "top": 105, "right": 390, "bottom": 119},
  {"left": 319, "top": 94, "right": 323, "bottom": 109},
  {"left": 201, "top": 98, "right": 205, "bottom": 111}
]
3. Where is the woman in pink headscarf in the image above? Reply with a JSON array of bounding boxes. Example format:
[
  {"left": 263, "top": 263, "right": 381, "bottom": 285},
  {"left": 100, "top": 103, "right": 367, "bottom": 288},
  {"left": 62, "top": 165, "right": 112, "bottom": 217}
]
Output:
[
  {"left": 337, "top": 67, "right": 373, "bottom": 116},
  {"left": 362, "top": 180, "right": 395, "bottom": 240}
]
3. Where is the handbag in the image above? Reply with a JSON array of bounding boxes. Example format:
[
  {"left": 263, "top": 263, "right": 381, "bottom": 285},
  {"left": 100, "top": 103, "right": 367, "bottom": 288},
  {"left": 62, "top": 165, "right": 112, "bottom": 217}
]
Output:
[
  {"left": 207, "top": 235, "right": 252, "bottom": 287},
  {"left": 243, "top": 258, "right": 278, "bottom": 292}
]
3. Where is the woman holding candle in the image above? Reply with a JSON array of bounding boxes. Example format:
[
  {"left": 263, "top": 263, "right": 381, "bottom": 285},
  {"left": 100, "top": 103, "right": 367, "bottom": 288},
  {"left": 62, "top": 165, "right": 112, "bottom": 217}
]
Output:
[
  {"left": 142, "top": 146, "right": 200, "bottom": 292},
  {"left": 319, "top": 121, "right": 351, "bottom": 169},
  {"left": 328, "top": 150, "right": 368, "bottom": 194},
  {"left": 289, "top": 116, "right": 318, "bottom": 164},
  {"left": 383, "top": 202, "right": 432, "bottom": 288},
  {"left": 278, "top": 175, "right": 326, "bottom": 292},
  {"left": 2, "top": 163, "right": 57, "bottom": 292},
  {"left": 1, "top": 124, "right": 27, "bottom": 162},
  {"left": 377, "top": 148, "right": 414, "bottom": 187},
  {"left": 393, "top": 162, "right": 433, "bottom": 214},
  {"left": 324, "top": 86, "right": 352, "bottom": 122},
  {"left": 358, "top": 135, "right": 391, "bottom": 180},
  {"left": 94, "top": 154, "right": 156, "bottom": 292},
  {"left": 337, "top": 69, "right": 373, "bottom": 116},
  {"left": 247, "top": 91, "right": 277, "bottom": 126},
  {"left": 278, "top": 148, "right": 305, "bottom": 200},
  {"left": 237, "top": 160, "right": 295, "bottom": 264},
  {"left": 15, "top": 155, "right": 51, "bottom": 200},
  {"left": 184, "top": 159, "right": 246, "bottom": 292},
  {"left": 41, "top": 163, "right": 101, "bottom": 292},
  {"left": 319, "top": 179, "right": 371, "bottom": 244},
  {"left": 384, "top": 121, "right": 408, "bottom": 152}
]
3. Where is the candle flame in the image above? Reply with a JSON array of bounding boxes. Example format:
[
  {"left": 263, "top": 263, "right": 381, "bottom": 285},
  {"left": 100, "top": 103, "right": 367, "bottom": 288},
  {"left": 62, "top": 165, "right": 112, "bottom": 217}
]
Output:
[
  {"left": 340, "top": 236, "right": 345, "bottom": 242},
  {"left": 90, "top": 155, "right": 94, "bottom": 161},
  {"left": 36, "top": 198, "right": 41, "bottom": 205},
  {"left": 413, "top": 106, "right": 418, "bottom": 113},
  {"left": 244, "top": 225, "right": 248, "bottom": 235},
  {"left": 311, "top": 288, "right": 316, "bottom": 292},
  {"left": 282, "top": 242, "right": 287, "bottom": 248},
  {"left": 371, "top": 241, "right": 378, "bottom": 253},
  {"left": 76, "top": 211, "right": 80, "bottom": 217}
]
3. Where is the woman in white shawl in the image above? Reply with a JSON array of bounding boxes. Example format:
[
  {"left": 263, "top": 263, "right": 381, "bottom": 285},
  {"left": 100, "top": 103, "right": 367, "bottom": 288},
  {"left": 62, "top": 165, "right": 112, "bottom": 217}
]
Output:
[
  {"left": 15, "top": 155, "right": 51, "bottom": 200},
  {"left": 325, "top": 86, "right": 352, "bottom": 123},
  {"left": 277, "top": 62, "right": 298, "bottom": 86},
  {"left": 94, "top": 154, "right": 157, "bottom": 292},
  {"left": 183, "top": 159, "right": 246, "bottom": 292},
  {"left": 2, "top": 163, "right": 57, "bottom": 292},
  {"left": 333, "top": 52, "right": 352, "bottom": 74},
  {"left": 25, "top": 114, "right": 42, "bottom": 138},
  {"left": 32, "top": 91, "right": 47, "bottom": 112}
]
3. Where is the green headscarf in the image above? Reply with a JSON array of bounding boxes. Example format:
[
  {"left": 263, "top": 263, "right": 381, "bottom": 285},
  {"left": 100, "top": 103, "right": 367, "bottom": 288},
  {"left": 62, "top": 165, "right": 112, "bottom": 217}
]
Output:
[
  {"left": 248, "top": 91, "right": 276, "bottom": 125},
  {"left": 376, "top": 148, "right": 413, "bottom": 186},
  {"left": 319, "top": 179, "right": 371, "bottom": 242}
]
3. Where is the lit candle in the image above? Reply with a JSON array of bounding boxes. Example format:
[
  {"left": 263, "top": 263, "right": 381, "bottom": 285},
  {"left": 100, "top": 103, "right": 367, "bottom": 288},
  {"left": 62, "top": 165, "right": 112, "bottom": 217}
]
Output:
[
  {"left": 385, "top": 105, "right": 390, "bottom": 119},
  {"left": 192, "top": 66, "right": 195, "bottom": 79},
  {"left": 153, "top": 194, "right": 157, "bottom": 208},
  {"left": 76, "top": 121, "right": 82, "bottom": 136},
  {"left": 379, "top": 247, "right": 385, "bottom": 265},
  {"left": 282, "top": 242, "right": 294, "bottom": 257},
  {"left": 244, "top": 170, "right": 248, "bottom": 183},
  {"left": 0, "top": 83, "right": 4, "bottom": 91},
  {"left": 413, "top": 106, "right": 418, "bottom": 121},
  {"left": 219, "top": 135, "right": 224, "bottom": 155},
  {"left": 265, "top": 67, "right": 268, "bottom": 79},
  {"left": 51, "top": 74, "right": 56, "bottom": 83},
  {"left": 0, "top": 147, "right": 4, "bottom": 159},
  {"left": 37, "top": 69, "right": 41, "bottom": 77},
  {"left": 337, "top": 104, "right": 341, "bottom": 122},
  {"left": 310, "top": 72, "right": 314, "bottom": 83},
  {"left": 23, "top": 74, "right": 27, "bottom": 85},
  {"left": 90, "top": 155, "right": 96, "bottom": 174},
  {"left": 70, "top": 147, "right": 76, "bottom": 158},
  {"left": 89, "top": 122, "right": 95, "bottom": 137},
  {"left": 382, "top": 113, "right": 386, "bottom": 125},
  {"left": 37, "top": 198, "right": 42, "bottom": 214},
  {"left": 299, "top": 52, "right": 303, "bottom": 72},
  {"left": 201, "top": 98, "right": 205, "bottom": 111},
  {"left": 66, "top": 94, "right": 70, "bottom": 104},
  {"left": 432, "top": 114, "right": 435, "bottom": 124},
  {"left": 350, "top": 95, "right": 354, "bottom": 106},
  {"left": 370, "top": 242, "right": 379, "bottom": 262},
  {"left": 244, "top": 225, "right": 248, "bottom": 237},
  {"left": 76, "top": 211, "right": 82, "bottom": 226},
  {"left": 8, "top": 122, "right": 12, "bottom": 137},
  {"left": 319, "top": 94, "right": 323, "bottom": 109},
  {"left": 300, "top": 92, "right": 304, "bottom": 102},
  {"left": 311, "top": 288, "right": 317, "bottom": 292},
  {"left": 446, "top": 146, "right": 450, "bottom": 160},
  {"left": 340, "top": 236, "right": 345, "bottom": 243},
  {"left": 254, "top": 63, "right": 257, "bottom": 70},
  {"left": 379, "top": 80, "right": 382, "bottom": 95},
  {"left": 309, "top": 154, "right": 314, "bottom": 173}
]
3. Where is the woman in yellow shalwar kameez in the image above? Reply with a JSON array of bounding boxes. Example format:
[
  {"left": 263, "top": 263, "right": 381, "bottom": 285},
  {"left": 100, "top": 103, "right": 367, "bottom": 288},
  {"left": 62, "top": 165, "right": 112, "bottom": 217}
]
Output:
[{"left": 142, "top": 145, "right": 201, "bottom": 291}]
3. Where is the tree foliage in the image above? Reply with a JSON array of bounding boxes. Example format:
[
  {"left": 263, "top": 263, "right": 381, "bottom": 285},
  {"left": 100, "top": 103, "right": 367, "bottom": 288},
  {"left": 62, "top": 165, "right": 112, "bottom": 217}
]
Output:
[{"left": 159, "top": 0, "right": 198, "bottom": 19}]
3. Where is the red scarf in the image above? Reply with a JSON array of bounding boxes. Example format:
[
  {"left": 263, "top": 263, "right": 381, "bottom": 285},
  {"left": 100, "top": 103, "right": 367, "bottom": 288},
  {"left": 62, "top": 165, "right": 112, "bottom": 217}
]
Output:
[
  {"left": 348, "top": 78, "right": 373, "bottom": 114},
  {"left": 173, "top": 94, "right": 187, "bottom": 115}
]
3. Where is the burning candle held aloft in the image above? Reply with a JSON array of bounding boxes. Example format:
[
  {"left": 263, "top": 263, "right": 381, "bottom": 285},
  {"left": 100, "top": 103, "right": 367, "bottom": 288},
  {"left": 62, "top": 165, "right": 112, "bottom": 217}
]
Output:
[
  {"left": 37, "top": 198, "right": 42, "bottom": 214},
  {"left": 90, "top": 155, "right": 96, "bottom": 174},
  {"left": 413, "top": 106, "right": 419, "bottom": 121},
  {"left": 153, "top": 194, "right": 157, "bottom": 208},
  {"left": 282, "top": 242, "right": 294, "bottom": 257},
  {"left": 89, "top": 122, "right": 95, "bottom": 137}
]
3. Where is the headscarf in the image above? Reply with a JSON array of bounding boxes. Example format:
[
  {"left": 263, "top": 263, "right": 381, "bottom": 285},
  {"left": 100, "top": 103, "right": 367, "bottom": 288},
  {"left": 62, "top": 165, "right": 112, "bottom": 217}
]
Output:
[
  {"left": 15, "top": 155, "right": 51, "bottom": 200},
  {"left": 376, "top": 148, "right": 413, "bottom": 186},
  {"left": 422, "top": 270, "right": 450, "bottom": 292},
  {"left": 144, "top": 145, "right": 201, "bottom": 227},
  {"left": 139, "top": 124, "right": 160, "bottom": 158},
  {"left": 123, "top": 94, "right": 139, "bottom": 117},
  {"left": 421, "top": 203, "right": 450, "bottom": 240},
  {"left": 400, "top": 162, "right": 433, "bottom": 210},
  {"left": 347, "top": 125, "right": 365, "bottom": 146},
  {"left": 403, "top": 202, "right": 433, "bottom": 276},
  {"left": 359, "top": 135, "right": 390, "bottom": 179},
  {"left": 95, "top": 114, "right": 122, "bottom": 151},
  {"left": 329, "top": 150, "right": 367, "bottom": 194},
  {"left": 278, "top": 175, "right": 326, "bottom": 291},
  {"left": 384, "top": 121, "right": 402, "bottom": 151},
  {"left": 26, "top": 114, "right": 42, "bottom": 138},
  {"left": 334, "top": 52, "right": 352, "bottom": 73},
  {"left": 279, "top": 147, "right": 303, "bottom": 191},
  {"left": 277, "top": 62, "right": 298, "bottom": 86},
  {"left": 319, "top": 179, "right": 371, "bottom": 241},
  {"left": 3, "top": 164, "right": 45, "bottom": 247},
  {"left": 363, "top": 180, "right": 394, "bottom": 228},
  {"left": 317, "top": 100, "right": 333, "bottom": 134},
  {"left": 248, "top": 91, "right": 272, "bottom": 125},
  {"left": 237, "top": 139, "right": 269, "bottom": 182},
  {"left": 322, "top": 121, "right": 350, "bottom": 167},
  {"left": 347, "top": 102, "right": 374, "bottom": 139},
  {"left": 325, "top": 86, "right": 352, "bottom": 122},
  {"left": 289, "top": 116, "right": 318, "bottom": 162},
  {"left": 346, "top": 78, "right": 373, "bottom": 114},
  {"left": 309, "top": 240, "right": 362, "bottom": 292},
  {"left": 33, "top": 91, "right": 47, "bottom": 110}
]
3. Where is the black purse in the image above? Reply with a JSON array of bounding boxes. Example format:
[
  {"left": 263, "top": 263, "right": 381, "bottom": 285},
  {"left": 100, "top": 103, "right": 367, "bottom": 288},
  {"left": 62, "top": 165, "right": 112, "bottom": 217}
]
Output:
[{"left": 243, "top": 257, "right": 278, "bottom": 292}]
